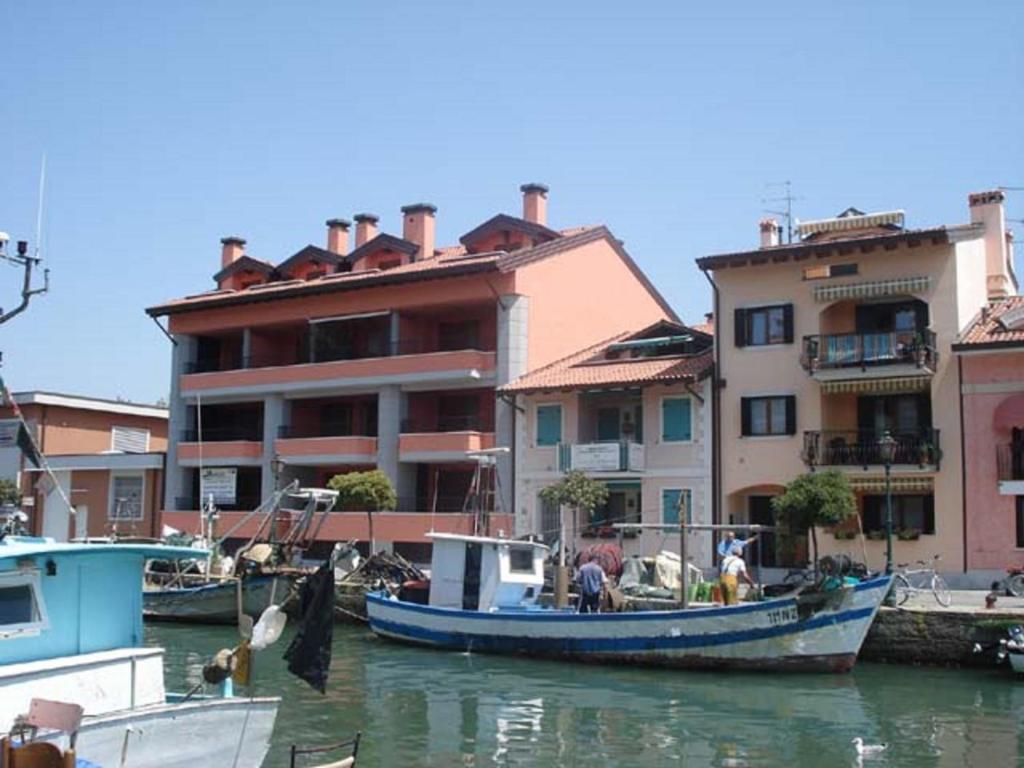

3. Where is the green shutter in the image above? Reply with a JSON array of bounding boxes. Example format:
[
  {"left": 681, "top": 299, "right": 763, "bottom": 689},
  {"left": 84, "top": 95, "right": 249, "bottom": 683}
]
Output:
[
  {"left": 661, "top": 397, "right": 692, "bottom": 442},
  {"left": 662, "top": 489, "right": 692, "bottom": 525},
  {"left": 536, "top": 404, "right": 562, "bottom": 446}
]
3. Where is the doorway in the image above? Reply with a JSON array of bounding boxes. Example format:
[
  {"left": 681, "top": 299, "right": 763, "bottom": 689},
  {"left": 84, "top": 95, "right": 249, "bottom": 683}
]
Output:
[{"left": 462, "top": 542, "right": 482, "bottom": 610}]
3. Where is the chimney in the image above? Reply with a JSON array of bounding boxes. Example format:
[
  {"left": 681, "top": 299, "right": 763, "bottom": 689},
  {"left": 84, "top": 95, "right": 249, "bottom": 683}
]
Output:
[
  {"left": 354, "top": 213, "right": 379, "bottom": 248},
  {"left": 969, "top": 189, "right": 1013, "bottom": 299},
  {"left": 400, "top": 203, "right": 437, "bottom": 260},
  {"left": 520, "top": 183, "right": 549, "bottom": 226},
  {"left": 759, "top": 218, "right": 781, "bottom": 248},
  {"left": 220, "top": 236, "right": 246, "bottom": 268},
  {"left": 325, "top": 218, "right": 351, "bottom": 255}
]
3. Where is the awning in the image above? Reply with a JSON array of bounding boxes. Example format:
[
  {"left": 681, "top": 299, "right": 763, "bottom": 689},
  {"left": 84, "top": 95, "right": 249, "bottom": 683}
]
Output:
[
  {"left": 814, "top": 276, "right": 931, "bottom": 303},
  {"left": 847, "top": 476, "right": 934, "bottom": 493},
  {"left": 820, "top": 375, "right": 932, "bottom": 395}
]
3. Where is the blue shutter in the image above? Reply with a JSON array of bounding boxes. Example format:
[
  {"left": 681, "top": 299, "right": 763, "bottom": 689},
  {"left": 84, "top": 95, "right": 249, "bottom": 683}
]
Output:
[
  {"left": 662, "top": 489, "right": 692, "bottom": 525},
  {"left": 661, "top": 398, "right": 692, "bottom": 442},
  {"left": 536, "top": 404, "right": 562, "bottom": 446}
]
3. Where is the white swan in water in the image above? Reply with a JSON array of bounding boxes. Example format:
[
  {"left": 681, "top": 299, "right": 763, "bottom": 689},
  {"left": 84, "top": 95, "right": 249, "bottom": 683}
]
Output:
[{"left": 852, "top": 737, "right": 888, "bottom": 756}]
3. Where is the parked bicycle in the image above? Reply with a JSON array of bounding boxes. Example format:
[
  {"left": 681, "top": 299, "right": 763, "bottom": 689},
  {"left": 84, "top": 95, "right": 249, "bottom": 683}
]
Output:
[{"left": 893, "top": 555, "right": 952, "bottom": 607}]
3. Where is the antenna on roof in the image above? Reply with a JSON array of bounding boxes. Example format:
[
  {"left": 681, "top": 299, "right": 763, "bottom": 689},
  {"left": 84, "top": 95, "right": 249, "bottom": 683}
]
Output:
[{"left": 761, "top": 181, "right": 802, "bottom": 244}]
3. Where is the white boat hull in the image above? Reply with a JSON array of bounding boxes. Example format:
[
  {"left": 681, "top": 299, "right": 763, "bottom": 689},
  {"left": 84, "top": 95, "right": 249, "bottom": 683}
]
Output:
[
  {"left": 144, "top": 575, "right": 284, "bottom": 623},
  {"left": 1010, "top": 651, "right": 1024, "bottom": 675},
  {"left": 366, "top": 575, "right": 893, "bottom": 672}
]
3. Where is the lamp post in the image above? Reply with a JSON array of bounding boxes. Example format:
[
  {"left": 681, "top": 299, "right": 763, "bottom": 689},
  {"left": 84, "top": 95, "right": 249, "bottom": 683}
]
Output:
[{"left": 877, "top": 431, "right": 898, "bottom": 576}]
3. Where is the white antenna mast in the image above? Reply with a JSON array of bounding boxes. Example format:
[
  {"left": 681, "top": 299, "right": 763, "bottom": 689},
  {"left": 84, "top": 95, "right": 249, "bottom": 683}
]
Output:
[
  {"left": 35, "top": 154, "right": 46, "bottom": 258},
  {"left": 761, "top": 181, "right": 802, "bottom": 244}
]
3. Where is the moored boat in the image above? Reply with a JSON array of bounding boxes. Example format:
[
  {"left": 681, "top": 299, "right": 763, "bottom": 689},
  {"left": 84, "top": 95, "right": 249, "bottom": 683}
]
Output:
[
  {"left": 0, "top": 536, "right": 279, "bottom": 767},
  {"left": 366, "top": 533, "right": 892, "bottom": 673}
]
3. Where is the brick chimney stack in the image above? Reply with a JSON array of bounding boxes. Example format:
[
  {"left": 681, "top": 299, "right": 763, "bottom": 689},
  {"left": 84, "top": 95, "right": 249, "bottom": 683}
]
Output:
[
  {"left": 520, "top": 183, "right": 549, "bottom": 226},
  {"left": 969, "top": 189, "right": 1014, "bottom": 299},
  {"left": 400, "top": 203, "right": 437, "bottom": 260},
  {"left": 759, "top": 218, "right": 781, "bottom": 248},
  {"left": 354, "top": 213, "right": 379, "bottom": 248},
  {"left": 220, "top": 236, "right": 246, "bottom": 268},
  {"left": 325, "top": 218, "right": 351, "bottom": 255}
]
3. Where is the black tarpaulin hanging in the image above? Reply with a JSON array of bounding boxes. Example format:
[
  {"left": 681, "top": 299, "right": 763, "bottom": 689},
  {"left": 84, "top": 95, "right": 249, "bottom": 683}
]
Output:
[{"left": 283, "top": 561, "right": 335, "bottom": 693}]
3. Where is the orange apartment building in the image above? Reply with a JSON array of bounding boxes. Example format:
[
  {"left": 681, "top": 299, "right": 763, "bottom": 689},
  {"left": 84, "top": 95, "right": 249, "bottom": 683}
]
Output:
[
  {"left": 697, "top": 190, "right": 1017, "bottom": 579},
  {"left": 147, "top": 184, "right": 675, "bottom": 559},
  {"left": 0, "top": 392, "right": 168, "bottom": 540}
]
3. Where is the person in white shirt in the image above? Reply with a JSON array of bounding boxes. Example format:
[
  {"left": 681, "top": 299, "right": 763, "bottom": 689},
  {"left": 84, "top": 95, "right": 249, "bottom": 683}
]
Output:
[{"left": 720, "top": 542, "right": 755, "bottom": 606}]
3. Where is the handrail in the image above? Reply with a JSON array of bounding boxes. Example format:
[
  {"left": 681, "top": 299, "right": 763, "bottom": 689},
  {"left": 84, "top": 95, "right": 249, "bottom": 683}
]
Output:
[{"left": 801, "top": 329, "right": 938, "bottom": 372}]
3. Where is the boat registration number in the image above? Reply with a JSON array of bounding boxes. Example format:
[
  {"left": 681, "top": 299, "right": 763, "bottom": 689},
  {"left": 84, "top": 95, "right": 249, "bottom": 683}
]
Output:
[{"left": 766, "top": 606, "right": 798, "bottom": 626}]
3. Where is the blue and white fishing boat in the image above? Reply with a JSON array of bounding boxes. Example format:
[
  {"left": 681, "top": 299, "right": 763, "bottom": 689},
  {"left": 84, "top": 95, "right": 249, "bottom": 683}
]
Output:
[
  {"left": 0, "top": 536, "right": 279, "bottom": 767},
  {"left": 366, "top": 533, "right": 892, "bottom": 673}
]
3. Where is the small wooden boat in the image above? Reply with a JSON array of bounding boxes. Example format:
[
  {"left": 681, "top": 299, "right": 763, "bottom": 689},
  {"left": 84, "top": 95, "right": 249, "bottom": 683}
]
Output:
[
  {"left": 143, "top": 573, "right": 284, "bottom": 623},
  {"left": 366, "top": 533, "right": 892, "bottom": 673}
]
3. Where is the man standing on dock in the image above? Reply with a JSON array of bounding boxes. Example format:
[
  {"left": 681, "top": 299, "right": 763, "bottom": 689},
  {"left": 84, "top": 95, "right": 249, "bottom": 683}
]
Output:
[{"left": 577, "top": 560, "right": 608, "bottom": 614}]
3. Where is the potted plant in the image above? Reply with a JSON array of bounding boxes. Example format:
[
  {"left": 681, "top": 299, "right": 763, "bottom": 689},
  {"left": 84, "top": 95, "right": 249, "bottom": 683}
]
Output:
[
  {"left": 833, "top": 529, "right": 856, "bottom": 541},
  {"left": 866, "top": 529, "right": 886, "bottom": 541},
  {"left": 897, "top": 528, "right": 921, "bottom": 541}
]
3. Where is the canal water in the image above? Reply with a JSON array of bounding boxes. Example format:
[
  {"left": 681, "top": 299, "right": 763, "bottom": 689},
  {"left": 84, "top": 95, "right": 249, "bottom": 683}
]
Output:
[{"left": 147, "top": 623, "right": 1024, "bottom": 767}]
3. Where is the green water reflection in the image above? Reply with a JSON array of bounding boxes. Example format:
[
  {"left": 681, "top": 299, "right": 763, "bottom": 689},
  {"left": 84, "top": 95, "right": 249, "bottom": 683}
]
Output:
[{"left": 146, "top": 623, "right": 1024, "bottom": 767}]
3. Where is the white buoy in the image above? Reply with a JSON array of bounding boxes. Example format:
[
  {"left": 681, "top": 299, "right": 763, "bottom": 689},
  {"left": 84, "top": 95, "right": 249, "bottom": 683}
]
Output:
[{"left": 852, "top": 737, "right": 888, "bottom": 756}]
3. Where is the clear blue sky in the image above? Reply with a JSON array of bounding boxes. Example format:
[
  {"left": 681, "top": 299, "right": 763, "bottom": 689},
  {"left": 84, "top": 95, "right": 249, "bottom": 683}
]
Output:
[{"left": 1, "top": 1, "right": 1021, "bottom": 403}]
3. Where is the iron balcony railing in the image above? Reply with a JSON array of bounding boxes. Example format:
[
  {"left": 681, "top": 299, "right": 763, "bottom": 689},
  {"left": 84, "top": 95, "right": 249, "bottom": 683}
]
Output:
[
  {"left": 801, "top": 330, "right": 938, "bottom": 374},
  {"left": 400, "top": 414, "right": 492, "bottom": 433},
  {"left": 174, "top": 494, "right": 263, "bottom": 511},
  {"left": 802, "top": 429, "right": 941, "bottom": 468},
  {"left": 180, "top": 426, "right": 262, "bottom": 442},
  {"left": 277, "top": 423, "right": 378, "bottom": 439},
  {"left": 395, "top": 496, "right": 481, "bottom": 514},
  {"left": 997, "top": 443, "right": 1024, "bottom": 481}
]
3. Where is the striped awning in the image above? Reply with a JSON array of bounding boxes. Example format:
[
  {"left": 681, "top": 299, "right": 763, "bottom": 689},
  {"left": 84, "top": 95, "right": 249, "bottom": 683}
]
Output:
[
  {"left": 814, "top": 276, "right": 931, "bottom": 303},
  {"left": 847, "top": 476, "right": 934, "bottom": 493},
  {"left": 820, "top": 375, "right": 931, "bottom": 395}
]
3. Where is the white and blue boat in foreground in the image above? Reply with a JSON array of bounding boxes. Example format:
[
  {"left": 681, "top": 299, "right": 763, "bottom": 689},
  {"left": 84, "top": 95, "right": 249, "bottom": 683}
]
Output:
[
  {"left": 0, "top": 536, "right": 279, "bottom": 767},
  {"left": 366, "top": 533, "right": 892, "bottom": 673}
]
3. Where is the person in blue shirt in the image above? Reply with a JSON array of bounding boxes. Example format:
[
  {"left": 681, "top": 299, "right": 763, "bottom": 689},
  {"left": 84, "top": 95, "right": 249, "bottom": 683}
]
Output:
[
  {"left": 577, "top": 561, "right": 608, "bottom": 614},
  {"left": 717, "top": 530, "right": 758, "bottom": 569}
]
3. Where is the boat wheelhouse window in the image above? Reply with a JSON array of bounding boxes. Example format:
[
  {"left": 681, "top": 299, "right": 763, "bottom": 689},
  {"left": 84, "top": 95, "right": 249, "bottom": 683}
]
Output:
[
  {"left": 508, "top": 547, "right": 535, "bottom": 574},
  {"left": 0, "top": 570, "right": 47, "bottom": 637}
]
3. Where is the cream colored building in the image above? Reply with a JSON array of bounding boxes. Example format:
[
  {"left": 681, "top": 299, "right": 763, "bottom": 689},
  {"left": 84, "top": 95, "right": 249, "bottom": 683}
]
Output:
[
  {"left": 697, "top": 191, "right": 1016, "bottom": 577},
  {"left": 500, "top": 321, "right": 715, "bottom": 567}
]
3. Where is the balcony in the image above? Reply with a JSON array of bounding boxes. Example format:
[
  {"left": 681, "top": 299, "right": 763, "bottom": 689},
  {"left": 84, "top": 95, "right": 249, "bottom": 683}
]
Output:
[
  {"left": 801, "top": 331, "right": 938, "bottom": 382},
  {"left": 802, "top": 429, "right": 941, "bottom": 469},
  {"left": 178, "top": 426, "right": 263, "bottom": 464},
  {"left": 558, "top": 441, "right": 645, "bottom": 472},
  {"left": 275, "top": 424, "right": 378, "bottom": 464},
  {"left": 997, "top": 443, "right": 1024, "bottom": 495},
  {"left": 398, "top": 430, "right": 496, "bottom": 461}
]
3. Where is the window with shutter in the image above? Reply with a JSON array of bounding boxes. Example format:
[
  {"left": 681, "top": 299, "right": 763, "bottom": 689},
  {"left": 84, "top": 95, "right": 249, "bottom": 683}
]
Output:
[
  {"left": 536, "top": 404, "right": 562, "bottom": 447},
  {"left": 736, "top": 304, "right": 793, "bottom": 346},
  {"left": 741, "top": 396, "right": 794, "bottom": 436},
  {"left": 661, "top": 397, "right": 692, "bottom": 442},
  {"left": 111, "top": 426, "right": 150, "bottom": 453},
  {"left": 110, "top": 474, "right": 144, "bottom": 520},
  {"left": 662, "top": 488, "right": 692, "bottom": 525}
]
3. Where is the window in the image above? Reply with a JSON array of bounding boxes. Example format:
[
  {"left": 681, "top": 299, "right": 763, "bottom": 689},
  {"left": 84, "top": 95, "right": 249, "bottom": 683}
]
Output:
[
  {"left": 508, "top": 547, "right": 535, "bottom": 574},
  {"left": 734, "top": 305, "right": 794, "bottom": 347},
  {"left": 110, "top": 474, "right": 144, "bottom": 520},
  {"left": 438, "top": 320, "right": 480, "bottom": 352},
  {"left": 539, "top": 495, "right": 561, "bottom": 543},
  {"left": 741, "top": 396, "right": 795, "bottom": 436},
  {"left": 661, "top": 397, "right": 692, "bottom": 442},
  {"left": 803, "top": 263, "right": 858, "bottom": 280},
  {"left": 662, "top": 488, "right": 693, "bottom": 525},
  {"left": 0, "top": 570, "right": 48, "bottom": 637},
  {"left": 111, "top": 426, "right": 150, "bottom": 453},
  {"left": 1017, "top": 497, "right": 1024, "bottom": 549},
  {"left": 536, "top": 404, "right": 562, "bottom": 446},
  {"left": 862, "top": 494, "right": 935, "bottom": 535}
]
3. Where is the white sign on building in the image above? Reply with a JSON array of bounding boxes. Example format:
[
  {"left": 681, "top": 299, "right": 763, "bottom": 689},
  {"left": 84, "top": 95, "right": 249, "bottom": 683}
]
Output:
[
  {"left": 200, "top": 467, "right": 237, "bottom": 505},
  {"left": 570, "top": 443, "right": 621, "bottom": 471}
]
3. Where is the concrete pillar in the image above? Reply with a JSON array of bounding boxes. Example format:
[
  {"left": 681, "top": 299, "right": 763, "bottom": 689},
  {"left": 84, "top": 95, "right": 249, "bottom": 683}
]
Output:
[
  {"left": 496, "top": 294, "right": 529, "bottom": 522},
  {"left": 165, "top": 334, "right": 196, "bottom": 510},
  {"left": 389, "top": 311, "right": 401, "bottom": 355},
  {"left": 261, "top": 395, "right": 287, "bottom": 499},
  {"left": 377, "top": 386, "right": 402, "bottom": 491},
  {"left": 242, "top": 328, "right": 252, "bottom": 368}
]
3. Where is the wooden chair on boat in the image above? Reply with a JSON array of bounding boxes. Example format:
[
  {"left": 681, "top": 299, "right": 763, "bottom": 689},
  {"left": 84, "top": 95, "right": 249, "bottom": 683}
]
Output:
[
  {"left": 288, "top": 732, "right": 362, "bottom": 768},
  {"left": 1, "top": 699, "right": 83, "bottom": 768}
]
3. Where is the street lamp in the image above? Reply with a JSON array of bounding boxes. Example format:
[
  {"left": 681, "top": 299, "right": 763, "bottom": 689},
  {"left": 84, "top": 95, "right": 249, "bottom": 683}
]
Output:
[{"left": 877, "top": 431, "right": 899, "bottom": 576}]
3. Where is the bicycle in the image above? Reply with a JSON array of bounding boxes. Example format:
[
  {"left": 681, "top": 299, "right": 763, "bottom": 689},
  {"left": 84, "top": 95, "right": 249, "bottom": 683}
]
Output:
[{"left": 893, "top": 555, "right": 952, "bottom": 607}]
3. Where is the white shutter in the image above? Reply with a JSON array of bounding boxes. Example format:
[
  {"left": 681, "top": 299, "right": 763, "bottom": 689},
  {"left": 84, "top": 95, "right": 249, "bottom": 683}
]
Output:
[{"left": 111, "top": 426, "right": 150, "bottom": 453}]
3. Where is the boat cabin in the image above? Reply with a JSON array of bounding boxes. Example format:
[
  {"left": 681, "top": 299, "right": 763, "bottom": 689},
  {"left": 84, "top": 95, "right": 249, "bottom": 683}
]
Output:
[{"left": 427, "top": 533, "right": 547, "bottom": 612}]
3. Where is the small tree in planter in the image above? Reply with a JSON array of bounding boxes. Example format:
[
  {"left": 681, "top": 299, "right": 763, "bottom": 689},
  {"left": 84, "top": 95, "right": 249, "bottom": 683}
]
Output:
[
  {"left": 539, "top": 470, "right": 609, "bottom": 566},
  {"left": 0, "top": 478, "right": 19, "bottom": 506},
  {"left": 771, "top": 470, "right": 857, "bottom": 573},
  {"left": 327, "top": 469, "right": 397, "bottom": 554}
]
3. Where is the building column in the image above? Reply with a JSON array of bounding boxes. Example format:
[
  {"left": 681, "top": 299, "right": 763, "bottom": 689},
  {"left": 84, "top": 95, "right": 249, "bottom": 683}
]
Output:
[
  {"left": 389, "top": 311, "right": 401, "bottom": 355},
  {"left": 165, "top": 334, "right": 195, "bottom": 510},
  {"left": 261, "top": 394, "right": 287, "bottom": 498},
  {"left": 377, "top": 385, "right": 402, "bottom": 491},
  {"left": 496, "top": 294, "right": 529, "bottom": 525},
  {"left": 242, "top": 328, "right": 253, "bottom": 367}
]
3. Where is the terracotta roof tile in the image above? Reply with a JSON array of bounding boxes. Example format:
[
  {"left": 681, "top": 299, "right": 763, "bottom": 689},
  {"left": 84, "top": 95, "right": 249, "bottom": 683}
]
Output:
[
  {"left": 954, "top": 296, "right": 1024, "bottom": 349},
  {"left": 500, "top": 332, "right": 713, "bottom": 394}
]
